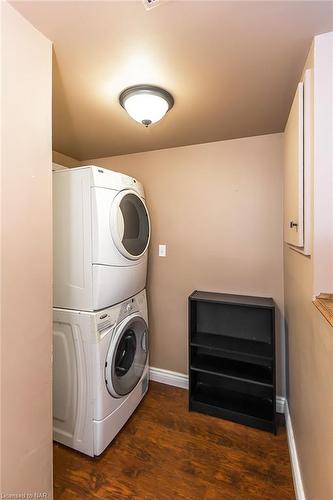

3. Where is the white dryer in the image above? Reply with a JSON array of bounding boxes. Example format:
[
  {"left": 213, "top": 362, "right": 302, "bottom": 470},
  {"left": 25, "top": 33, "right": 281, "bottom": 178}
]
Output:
[
  {"left": 53, "top": 289, "right": 149, "bottom": 457},
  {"left": 53, "top": 166, "right": 150, "bottom": 311}
]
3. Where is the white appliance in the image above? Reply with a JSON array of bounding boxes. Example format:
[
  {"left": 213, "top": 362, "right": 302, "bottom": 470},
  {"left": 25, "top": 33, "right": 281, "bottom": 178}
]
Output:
[
  {"left": 53, "top": 289, "right": 149, "bottom": 457},
  {"left": 53, "top": 166, "right": 151, "bottom": 311}
]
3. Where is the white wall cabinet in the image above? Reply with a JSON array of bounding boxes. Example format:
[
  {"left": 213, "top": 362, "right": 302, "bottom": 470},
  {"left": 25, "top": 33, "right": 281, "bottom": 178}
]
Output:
[{"left": 284, "top": 82, "right": 304, "bottom": 247}]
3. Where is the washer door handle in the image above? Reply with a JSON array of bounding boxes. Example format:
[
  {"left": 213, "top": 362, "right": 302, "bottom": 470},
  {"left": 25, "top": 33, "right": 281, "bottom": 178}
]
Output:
[{"left": 142, "top": 330, "right": 148, "bottom": 352}]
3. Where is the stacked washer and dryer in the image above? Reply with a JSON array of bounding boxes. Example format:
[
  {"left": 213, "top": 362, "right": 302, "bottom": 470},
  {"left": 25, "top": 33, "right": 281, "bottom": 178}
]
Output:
[{"left": 52, "top": 166, "right": 151, "bottom": 456}]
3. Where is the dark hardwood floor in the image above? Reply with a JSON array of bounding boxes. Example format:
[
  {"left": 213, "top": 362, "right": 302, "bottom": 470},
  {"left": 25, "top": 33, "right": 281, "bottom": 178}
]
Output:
[{"left": 54, "top": 382, "right": 295, "bottom": 499}]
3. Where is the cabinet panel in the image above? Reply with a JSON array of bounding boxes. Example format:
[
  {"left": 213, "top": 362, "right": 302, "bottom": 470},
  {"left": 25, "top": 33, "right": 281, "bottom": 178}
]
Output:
[{"left": 284, "top": 82, "right": 304, "bottom": 247}]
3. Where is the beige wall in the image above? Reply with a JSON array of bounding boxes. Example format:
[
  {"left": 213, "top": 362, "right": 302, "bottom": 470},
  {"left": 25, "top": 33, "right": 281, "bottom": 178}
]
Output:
[
  {"left": 52, "top": 150, "right": 79, "bottom": 168},
  {"left": 284, "top": 33, "right": 333, "bottom": 500},
  {"left": 284, "top": 250, "right": 333, "bottom": 499},
  {"left": 82, "top": 133, "right": 286, "bottom": 395},
  {"left": 1, "top": 2, "right": 53, "bottom": 497}
]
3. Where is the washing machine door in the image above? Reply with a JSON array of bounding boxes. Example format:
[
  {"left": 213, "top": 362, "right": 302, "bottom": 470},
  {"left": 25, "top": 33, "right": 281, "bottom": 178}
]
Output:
[
  {"left": 105, "top": 314, "right": 148, "bottom": 397},
  {"left": 110, "top": 190, "right": 150, "bottom": 261}
]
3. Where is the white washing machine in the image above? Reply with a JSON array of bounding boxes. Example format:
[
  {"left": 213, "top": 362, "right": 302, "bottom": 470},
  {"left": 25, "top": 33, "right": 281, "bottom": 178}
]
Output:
[
  {"left": 53, "top": 289, "right": 149, "bottom": 457},
  {"left": 53, "top": 166, "right": 151, "bottom": 311}
]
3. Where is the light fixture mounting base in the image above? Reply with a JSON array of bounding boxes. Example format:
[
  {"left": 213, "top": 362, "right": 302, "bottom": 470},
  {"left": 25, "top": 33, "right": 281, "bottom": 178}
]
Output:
[{"left": 119, "top": 84, "right": 174, "bottom": 111}]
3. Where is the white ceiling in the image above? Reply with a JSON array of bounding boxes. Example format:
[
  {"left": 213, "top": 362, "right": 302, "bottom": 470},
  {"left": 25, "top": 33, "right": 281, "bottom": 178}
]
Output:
[{"left": 11, "top": 0, "right": 333, "bottom": 160}]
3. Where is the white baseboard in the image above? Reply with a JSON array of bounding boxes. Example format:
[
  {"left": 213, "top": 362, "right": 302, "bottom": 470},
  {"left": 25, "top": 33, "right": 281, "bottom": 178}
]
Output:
[
  {"left": 285, "top": 402, "right": 306, "bottom": 500},
  {"left": 149, "top": 366, "right": 189, "bottom": 389},
  {"left": 149, "top": 366, "right": 285, "bottom": 413}
]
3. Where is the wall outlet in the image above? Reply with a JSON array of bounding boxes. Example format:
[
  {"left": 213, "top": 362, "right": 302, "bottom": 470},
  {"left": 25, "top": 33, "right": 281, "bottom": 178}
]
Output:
[{"left": 159, "top": 244, "right": 167, "bottom": 257}]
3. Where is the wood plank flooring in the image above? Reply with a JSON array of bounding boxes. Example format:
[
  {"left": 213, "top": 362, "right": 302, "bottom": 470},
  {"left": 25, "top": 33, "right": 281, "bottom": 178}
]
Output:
[{"left": 54, "top": 382, "right": 295, "bottom": 499}]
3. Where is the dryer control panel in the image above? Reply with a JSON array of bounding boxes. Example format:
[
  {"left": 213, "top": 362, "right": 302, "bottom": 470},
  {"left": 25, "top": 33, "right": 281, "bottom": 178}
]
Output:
[{"left": 88, "top": 166, "right": 145, "bottom": 197}]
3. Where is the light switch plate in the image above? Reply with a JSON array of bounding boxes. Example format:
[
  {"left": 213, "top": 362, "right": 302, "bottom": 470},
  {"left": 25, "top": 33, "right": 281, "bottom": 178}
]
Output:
[{"left": 159, "top": 244, "right": 167, "bottom": 257}]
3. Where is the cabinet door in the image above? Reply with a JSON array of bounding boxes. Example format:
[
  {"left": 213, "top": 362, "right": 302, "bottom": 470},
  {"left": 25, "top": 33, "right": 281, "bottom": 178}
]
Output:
[{"left": 284, "top": 82, "right": 304, "bottom": 247}]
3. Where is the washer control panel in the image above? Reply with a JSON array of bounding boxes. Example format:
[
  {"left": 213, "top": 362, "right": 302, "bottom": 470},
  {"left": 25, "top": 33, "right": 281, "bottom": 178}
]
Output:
[
  {"left": 96, "top": 310, "right": 117, "bottom": 333},
  {"left": 97, "top": 318, "right": 113, "bottom": 333},
  {"left": 119, "top": 297, "right": 139, "bottom": 323},
  {"left": 95, "top": 290, "right": 146, "bottom": 335}
]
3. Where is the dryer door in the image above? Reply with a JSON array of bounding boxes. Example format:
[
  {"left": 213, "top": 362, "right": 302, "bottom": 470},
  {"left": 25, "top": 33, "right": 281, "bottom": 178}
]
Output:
[
  {"left": 105, "top": 314, "right": 148, "bottom": 397},
  {"left": 110, "top": 190, "right": 150, "bottom": 261}
]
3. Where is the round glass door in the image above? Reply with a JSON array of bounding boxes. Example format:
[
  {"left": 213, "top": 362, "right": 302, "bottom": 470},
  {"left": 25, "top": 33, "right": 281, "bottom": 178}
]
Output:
[
  {"left": 105, "top": 316, "right": 148, "bottom": 397},
  {"left": 111, "top": 190, "right": 150, "bottom": 260}
]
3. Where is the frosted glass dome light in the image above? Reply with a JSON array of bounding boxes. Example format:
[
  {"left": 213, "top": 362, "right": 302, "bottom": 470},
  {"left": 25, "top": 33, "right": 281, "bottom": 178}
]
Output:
[{"left": 119, "top": 85, "right": 174, "bottom": 127}]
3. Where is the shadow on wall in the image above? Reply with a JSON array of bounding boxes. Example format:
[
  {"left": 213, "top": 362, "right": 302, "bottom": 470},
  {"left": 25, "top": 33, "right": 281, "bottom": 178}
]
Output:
[{"left": 52, "top": 50, "right": 81, "bottom": 158}]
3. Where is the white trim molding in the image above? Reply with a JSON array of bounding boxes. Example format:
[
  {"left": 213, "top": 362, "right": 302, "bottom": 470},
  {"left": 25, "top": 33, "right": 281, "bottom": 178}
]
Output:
[
  {"left": 285, "top": 401, "right": 306, "bottom": 500},
  {"left": 149, "top": 366, "right": 189, "bottom": 389},
  {"left": 149, "top": 366, "right": 286, "bottom": 413}
]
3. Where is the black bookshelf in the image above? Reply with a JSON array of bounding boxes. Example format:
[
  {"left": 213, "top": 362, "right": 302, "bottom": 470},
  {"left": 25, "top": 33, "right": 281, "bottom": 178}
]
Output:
[{"left": 189, "top": 291, "right": 276, "bottom": 433}]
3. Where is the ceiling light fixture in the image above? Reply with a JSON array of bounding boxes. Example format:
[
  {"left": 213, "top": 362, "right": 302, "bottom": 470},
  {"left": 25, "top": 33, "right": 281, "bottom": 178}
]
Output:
[{"left": 119, "top": 84, "right": 174, "bottom": 127}]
